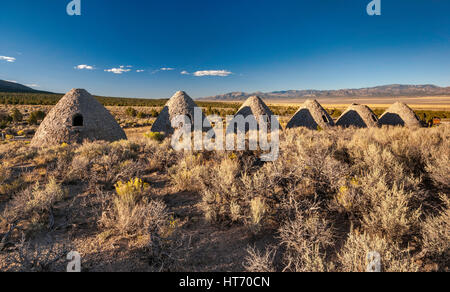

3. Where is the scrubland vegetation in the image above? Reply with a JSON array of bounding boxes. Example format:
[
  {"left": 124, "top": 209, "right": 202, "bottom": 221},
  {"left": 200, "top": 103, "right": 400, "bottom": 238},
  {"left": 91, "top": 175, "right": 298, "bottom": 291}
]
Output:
[{"left": 0, "top": 124, "right": 448, "bottom": 272}]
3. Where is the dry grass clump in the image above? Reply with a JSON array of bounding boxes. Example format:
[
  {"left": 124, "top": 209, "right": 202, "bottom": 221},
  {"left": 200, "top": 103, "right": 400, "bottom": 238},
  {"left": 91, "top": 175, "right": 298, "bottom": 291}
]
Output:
[
  {"left": 3, "top": 178, "right": 66, "bottom": 227},
  {"left": 243, "top": 246, "right": 276, "bottom": 272},
  {"left": 425, "top": 147, "right": 450, "bottom": 191},
  {"left": 0, "top": 142, "right": 36, "bottom": 163},
  {"left": 168, "top": 153, "right": 207, "bottom": 192},
  {"left": 144, "top": 139, "right": 178, "bottom": 172},
  {"left": 98, "top": 177, "right": 179, "bottom": 270},
  {"left": 100, "top": 178, "right": 170, "bottom": 240},
  {"left": 0, "top": 163, "right": 12, "bottom": 185},
  {"left": 143, "top": 131, "right": 165, "bottom": 142},
  {"left": 0, "top": 148, "right": 30, "bottom": 197},
  {"left": 33, "top": 144, "right": 72, "bottom": 168},
  {"left": 421, "top": 194, "right": 450, "bottom": 268},
  {"left": 337, "top": 230, "right": 419, "bottom": 272},
  {"left": 249, "top": 197, "right": 268, "bottom": 232}
]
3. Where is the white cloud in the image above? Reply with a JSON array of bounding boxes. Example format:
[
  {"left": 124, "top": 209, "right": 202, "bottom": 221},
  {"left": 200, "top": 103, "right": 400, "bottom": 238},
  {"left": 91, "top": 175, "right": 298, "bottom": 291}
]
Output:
[
  {"left": 75, "top": 64, "right": 95, "bottom": 70},
  {"left": 136, "top": 70, "right": 145, "bottom": 73},
  {"left": 193, "top": 70, "right": 232, "bottom": 77},
  {"left": 160, "top": 67, "right": 175, "bottom": 71},
  {"left": 0, "top": 56, "right": 16, "bottom": 63},
  {"left": 180, "top": 71, "right": 190, "bottom": 75},
  {"left": 6, "top": 80, "right": 17, "bottom": 83},
  {"left": 104, "top": 66, "right": 132, "bottom": 74},
  {"left": 26, "top": 84, "right": 40, "bottom": 88}
]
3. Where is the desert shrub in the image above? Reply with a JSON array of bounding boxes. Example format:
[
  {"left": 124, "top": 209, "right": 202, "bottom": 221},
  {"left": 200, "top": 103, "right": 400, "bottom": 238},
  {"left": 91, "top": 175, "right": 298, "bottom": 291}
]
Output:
[
  {"left": 337, "top": 230, "right": 419, "bottom": 272},
  {"left": 67, "top": 154, "right": 91, "bottom": 181},
  {"left": 199, "top": 129, "right": 350, "bottom": 227},
  {"left": 69, "top": 140, "right": 144, "bottom": 186},
  {"left": 277, "top": 128, "right": 350, "bottom": 197},
  {"left": 26, "top": 111, "right": 45, "bottom": 125},
  {"left": 136, "top": 111, "right": 147, "bottom": 119},
  {"left": 0, "top": 112, "right": 12, "bottom": 128},
  {"left": 361, "top": 181, "right": 421, "bottom": 244},
  {"left": 425, "top": 145, "right": 450, "bottom": 190},
  {"left": 150, "top": 109, "right": 159, "bottom": 117},
  {"left": 115, "top": 178, "right": 149, "bottom": 202},
  {"left": 249, "top": 197, "right": 268, "bottom": 232},
  {"left": 100, "top": 178, "right": 170, "bottom": 241},
  {"left": 328, "top": 108, "right": 342, "bottom": 118},
  {"left": 0, "top": 163, "right": 12, "bottom": 185},
  {"left": 2, "top": 237, "right": 68, "bottom": 272},
  {"left": 109, "top": 140, "right": 140, "bottom": 160},
  {"left": 51, "top": 147, "right": 76, "bottom": 180},
  {"left": 0, "top": 162, "right": 25, "bottom": 197},
  {"left": 194, "top": 126, "right": 447, "bottom": 271},
  {"left": 125, "top": 107, "right": 137, "bottom": 117},
  {"left": 169, "top": 154, "right": 207, "bottom": 192},
  {"left": 329, "top": 164, "right": 422, "bottom": 245},
  {"left": 34, "top": 144, "right": 70, "bottom": 167},
  {"left": 144, "top": 131, "right": 164, "bottom": 142},
  {"left": 200, "top": 157, "right": 241, "bottom": 222},
  {"left": 278, "top": 212, "right": 334, "bottom": 272},
  {"left": 3, "top": 178, "right": 66, "bottom": 223},
  {"left": 421, "top": 194, "right": 450, "bottom": 267},
  {"left": 75, "top": 141, "right": 110, "bottom": 161},
  {"left": 0, "top": 142, "right": 38, "bottom": 168},
  {"left": 347, "top": 138, "right": 420, "bottom": 191},
  {"left": 34, "top": 110, "right": 46, "bottom": 120},
  {"left": 10, "top": 108, "right": 23, "bottom": 122},
  {"left": 143, "top": 139, "right": 178, "bottom": 172},
  {"left": 0, "top": 177, "right": 26, "bottom": 198},
  {"left": 243, "top": 246, "right": 276, "bottom": 272}
]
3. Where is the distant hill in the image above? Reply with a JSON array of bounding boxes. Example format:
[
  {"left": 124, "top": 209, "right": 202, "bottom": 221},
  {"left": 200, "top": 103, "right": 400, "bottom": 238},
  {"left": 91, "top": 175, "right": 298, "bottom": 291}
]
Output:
[
  {"left": 199, "top": 84, "right": 450, "bottom": 101},
  {"left": 0, "top": 80, "right": 52, "bottom": 93}
]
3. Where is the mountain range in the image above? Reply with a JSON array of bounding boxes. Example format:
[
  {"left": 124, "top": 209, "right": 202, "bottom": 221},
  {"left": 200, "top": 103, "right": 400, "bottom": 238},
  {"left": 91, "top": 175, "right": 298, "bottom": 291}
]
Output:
[
  {"left": 0, "top": 80, "right": 51, "bottom": 93},
  {"left": 199, "top": 84, "right": 450, "bottom": 101},
  {"left": 1, "top": 80, "right": 449, "bottom": 101}
]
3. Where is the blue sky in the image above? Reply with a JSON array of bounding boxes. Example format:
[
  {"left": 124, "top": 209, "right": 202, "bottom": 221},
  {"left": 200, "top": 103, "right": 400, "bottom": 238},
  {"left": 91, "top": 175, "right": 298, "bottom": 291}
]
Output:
[{"left": 0, "top": 0, "right": 449, "bottom": 98}]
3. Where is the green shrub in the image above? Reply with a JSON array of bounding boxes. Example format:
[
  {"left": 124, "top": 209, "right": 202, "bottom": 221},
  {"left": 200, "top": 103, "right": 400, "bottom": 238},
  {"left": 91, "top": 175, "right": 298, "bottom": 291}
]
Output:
[
  {"left": 0, "top": 113, "right": 12, "bottom": 128},
  {"left": 150, "top": 109, "right": 159, "bottom": 117},
  {"left": 126, "top": 107, "right": 137, "bottom": 117},
  {"left": 136, "top": 111, "right": 147, "bottom": 119},
  {"left": 27, "top": 111, "right": 46, "bottom": 125},
  {"left": 144, "top": 132, "right": 165, "bottom": 142},
  {"left": 10, "top": 108, "right": 23, "bottom": 122}
]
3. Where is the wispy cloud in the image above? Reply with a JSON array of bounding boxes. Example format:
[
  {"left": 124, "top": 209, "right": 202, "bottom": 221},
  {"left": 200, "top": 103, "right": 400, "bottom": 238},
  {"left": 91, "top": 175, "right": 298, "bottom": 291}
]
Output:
[
  {"left": 5, "top": 79, "right": 39, "bottom": 87},
  {"left": 104, "top": 66, "right": 132, "bottom": 74},
  {"left": 160, "top": 67, "right": 175, "bottom": 71},
  {"left": 75, "top": 64, "right": 95, "bottom": 70},
  {"left": 180, "top": 70, "right": 190, "bottom": 75},
  {"left": 136, "top": 69, "right": 145, "bottom": 73},
  {"left": 26, "top": 84, "right": 40, "bottom": 88},
  {"left": 193, "top": 70, "right": 232, "bottom": 77},
  {"left": 0, "top": 56, "right": 16, "bottom": 63}
]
